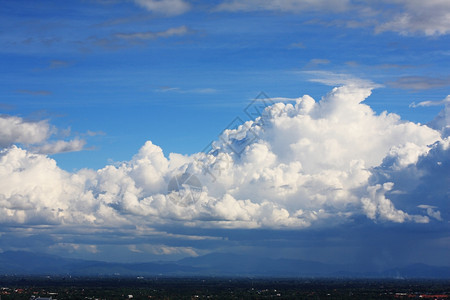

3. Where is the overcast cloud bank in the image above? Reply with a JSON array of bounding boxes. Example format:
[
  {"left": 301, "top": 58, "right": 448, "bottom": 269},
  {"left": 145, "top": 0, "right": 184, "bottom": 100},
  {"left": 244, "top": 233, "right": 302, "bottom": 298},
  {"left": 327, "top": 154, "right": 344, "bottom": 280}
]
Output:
[{"left": 0, "top": 85, "right": 448, "bottom": 233}]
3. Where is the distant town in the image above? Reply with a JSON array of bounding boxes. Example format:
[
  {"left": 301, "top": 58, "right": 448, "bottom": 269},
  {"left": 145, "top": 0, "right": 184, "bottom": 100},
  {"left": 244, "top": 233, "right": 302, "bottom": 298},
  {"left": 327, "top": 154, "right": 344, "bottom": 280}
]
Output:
[{"left": 0, "top": 276, "right": 449, "bottom": 299}]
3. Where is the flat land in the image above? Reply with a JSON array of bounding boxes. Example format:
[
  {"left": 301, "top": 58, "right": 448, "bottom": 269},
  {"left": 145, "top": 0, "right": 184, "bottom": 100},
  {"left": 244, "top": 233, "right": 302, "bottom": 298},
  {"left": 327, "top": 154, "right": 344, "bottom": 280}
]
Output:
[{"left": 0, "top": 277, "right": 449, "bottom": 299}]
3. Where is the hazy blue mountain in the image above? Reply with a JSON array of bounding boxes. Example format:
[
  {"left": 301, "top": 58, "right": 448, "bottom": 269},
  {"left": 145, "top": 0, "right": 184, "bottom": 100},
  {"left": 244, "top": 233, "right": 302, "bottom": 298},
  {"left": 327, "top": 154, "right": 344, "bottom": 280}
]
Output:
[
  {"left": 0, "top": 251, "right": 448, "bottom": 278},
  {"left": 0, "top": 251, "right": 195, "bottom": 276},
  {"left": 177, "top": 253, "right": 341, "bottom": 276}
]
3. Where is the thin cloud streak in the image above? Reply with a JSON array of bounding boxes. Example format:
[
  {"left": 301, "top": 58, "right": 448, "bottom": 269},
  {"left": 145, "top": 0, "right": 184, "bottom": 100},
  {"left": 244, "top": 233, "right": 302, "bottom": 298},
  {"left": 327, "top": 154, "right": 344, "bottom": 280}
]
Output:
[
  {"left": 15, "top": 90, "right": 52, "bottom": 96},
  {"left": 410, "top": 95, "right": 450, "bottom": 107},
  {"left": 133, "top": 0, "right": 191, "bottom": 16},
  {"left": 388, "top": 76, "right": 450, "bottom": 91},
  {"left": 115, "top": 25, "right": 190, "bottom": 40}
]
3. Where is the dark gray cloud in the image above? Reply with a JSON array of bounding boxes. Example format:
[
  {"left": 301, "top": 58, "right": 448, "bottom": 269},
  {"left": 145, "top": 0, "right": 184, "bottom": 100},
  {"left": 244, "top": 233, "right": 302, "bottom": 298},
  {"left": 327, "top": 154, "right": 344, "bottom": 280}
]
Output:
[{"left": 387, "top": 76, "right": 450, "bottom": 90}]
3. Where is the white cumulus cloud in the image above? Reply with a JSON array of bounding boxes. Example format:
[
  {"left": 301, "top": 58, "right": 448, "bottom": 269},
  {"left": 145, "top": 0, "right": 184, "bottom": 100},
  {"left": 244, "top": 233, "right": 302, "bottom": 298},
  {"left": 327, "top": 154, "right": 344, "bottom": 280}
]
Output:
[
  {"left": 0, "top": 84, "right": 447, "bottom": 233},
  {"left": 33, "top": 139, "right": 87, "bottom": 155},
  {"left": 0, "top": 116, "right": 51, "bottom": 147},
  {"left": 0, "top": 115, "right": 88, "bottom": 154}
]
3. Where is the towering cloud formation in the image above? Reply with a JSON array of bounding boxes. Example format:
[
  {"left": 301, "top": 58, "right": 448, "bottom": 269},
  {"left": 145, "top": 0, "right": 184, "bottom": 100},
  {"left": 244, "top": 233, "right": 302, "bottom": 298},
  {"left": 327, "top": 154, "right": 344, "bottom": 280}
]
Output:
[{"left": 0, "top": 85, "right": 448, "bottom": 231}]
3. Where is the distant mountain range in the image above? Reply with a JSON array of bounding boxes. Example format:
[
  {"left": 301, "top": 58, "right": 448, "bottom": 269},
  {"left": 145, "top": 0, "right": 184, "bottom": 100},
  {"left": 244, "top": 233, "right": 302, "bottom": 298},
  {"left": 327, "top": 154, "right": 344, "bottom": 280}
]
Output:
[{"left": 0, "top": 251, "right": 449, "bottom": 279}]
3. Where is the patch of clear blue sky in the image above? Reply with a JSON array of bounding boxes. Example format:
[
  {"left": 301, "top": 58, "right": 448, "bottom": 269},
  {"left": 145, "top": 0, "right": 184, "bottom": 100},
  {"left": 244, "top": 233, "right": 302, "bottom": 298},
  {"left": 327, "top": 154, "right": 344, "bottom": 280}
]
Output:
[{"left": 1, "top": 0, "right": 449, "bottom": 170}]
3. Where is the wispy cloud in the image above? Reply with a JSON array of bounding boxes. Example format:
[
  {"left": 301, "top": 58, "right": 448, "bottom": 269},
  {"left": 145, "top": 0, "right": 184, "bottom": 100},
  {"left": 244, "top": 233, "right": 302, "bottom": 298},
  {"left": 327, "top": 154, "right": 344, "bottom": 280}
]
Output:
[
  {"left": 410, "top": 95, "right": 450, "bottom": 108},
  {"left": 215, "top": 0, "right": 450, "bottom": 36},
  {"left": 85, "top": 130, "right": 106, "bottom": 137},
  {"left": 375, "top": 0, "right": 450, "bottom": 36},
  {"left": 304, "top": 58, "right": 331, "bottom": 69},
  {"left": 156, "top": 86, "right": 218, "bottom": 94},
  {"left": 133, "top": 0, "right": 191, "bottom": 16},
  {"left": 115, "top": 25, "right": 190, "bottom": 40},
  {"left": 376, "top": 63, "right": 415, "bottom": 69},
  {"left": 388, "top": 76, "right": 450, "bottom": 90},
  {"left": 268, "top": 97, "right": 301, "bottom": 102},
  {"left": 0, "top": 103, "right": 15, "bottom": 111},
  {"left": 302, "top": 70, "right": 382, "bottom": 88},
  {"left": 289, "top": 42, "right": 306, "bottom": 49},
  {"left": 49, "top": 60, "right": 71, "bottom": 69},
  {"left": 215, "top": 0, "right": 349, "bottom": 13},
  {"left": 132, "top": 244, "right": 199, "bottom": 256},
  {"left": 15, "top": 89, "right": 52, "bottom": 96}
]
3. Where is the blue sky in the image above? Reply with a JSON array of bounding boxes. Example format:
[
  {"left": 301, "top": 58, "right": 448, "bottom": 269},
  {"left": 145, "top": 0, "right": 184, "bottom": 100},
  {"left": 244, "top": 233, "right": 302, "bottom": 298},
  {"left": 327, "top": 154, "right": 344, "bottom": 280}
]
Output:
[{"left": 0, "top": 0, "right": 449, "bottom": 269}]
